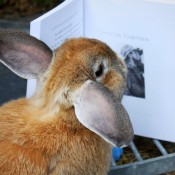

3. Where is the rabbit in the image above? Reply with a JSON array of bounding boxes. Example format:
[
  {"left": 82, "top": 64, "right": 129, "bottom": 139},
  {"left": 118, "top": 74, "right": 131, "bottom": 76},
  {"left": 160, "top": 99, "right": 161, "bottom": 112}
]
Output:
[{"left": 0, "top": 29, "right": 133, "bottom": 175}]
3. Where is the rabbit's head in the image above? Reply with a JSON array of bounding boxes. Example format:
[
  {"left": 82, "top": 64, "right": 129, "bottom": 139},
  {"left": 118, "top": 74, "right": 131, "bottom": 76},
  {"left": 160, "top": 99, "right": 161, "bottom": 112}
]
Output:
[{"left": 0, "top": 30, "right": 133, "bottom": 147}]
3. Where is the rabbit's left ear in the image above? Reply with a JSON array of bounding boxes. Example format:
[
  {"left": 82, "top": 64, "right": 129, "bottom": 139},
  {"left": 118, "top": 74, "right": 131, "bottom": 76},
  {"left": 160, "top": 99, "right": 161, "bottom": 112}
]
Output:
[
  {"left": 0, "top": 30, "right": 53, "bottom": 79},
  {"left": 72, "top": 80, "right": 133, "bottom": 147}
]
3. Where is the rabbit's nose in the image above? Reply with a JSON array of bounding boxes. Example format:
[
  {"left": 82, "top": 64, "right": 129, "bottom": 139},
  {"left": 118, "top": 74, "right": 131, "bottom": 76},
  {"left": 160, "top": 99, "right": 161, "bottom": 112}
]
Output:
[
  {"left": 116, "top": 140, "right": 131, "bottom": 148},
  {"left": 117, "top": 142, "right": 126, "bottom": 148},
  {"left": 116, "top": 131, "right": 134, "bottom": 148},
  {"left": 108, "top": 132, "right": 133, "bottom": 148}
]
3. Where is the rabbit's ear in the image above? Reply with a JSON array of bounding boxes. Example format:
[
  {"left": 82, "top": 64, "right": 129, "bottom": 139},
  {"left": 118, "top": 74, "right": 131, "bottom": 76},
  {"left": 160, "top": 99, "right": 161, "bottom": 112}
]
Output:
[
  {"left": 72, "top": 80, "right": 133, "bottom": 147},
  {"left": 0, "top": 30, "right": 53, "bottom": 79}
]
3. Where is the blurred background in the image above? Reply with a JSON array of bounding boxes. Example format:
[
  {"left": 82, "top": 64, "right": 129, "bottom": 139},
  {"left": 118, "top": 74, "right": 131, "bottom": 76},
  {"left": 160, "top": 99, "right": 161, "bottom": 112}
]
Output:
[{"left": 0, "top": 0, "right": 64, "bottom": 21}]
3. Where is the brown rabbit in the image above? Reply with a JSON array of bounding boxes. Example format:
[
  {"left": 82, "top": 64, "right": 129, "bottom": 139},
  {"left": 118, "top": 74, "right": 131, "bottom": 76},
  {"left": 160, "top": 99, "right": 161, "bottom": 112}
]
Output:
[{"left": 0, "top": 29, "right": 133, "bottom": 175}]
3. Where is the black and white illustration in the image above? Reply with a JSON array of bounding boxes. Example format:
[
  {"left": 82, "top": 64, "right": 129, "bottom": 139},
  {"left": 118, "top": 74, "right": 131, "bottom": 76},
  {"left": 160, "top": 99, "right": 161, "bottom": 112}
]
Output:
[{"left": 121, "top": 44, "right": 145, "bottom": 98}]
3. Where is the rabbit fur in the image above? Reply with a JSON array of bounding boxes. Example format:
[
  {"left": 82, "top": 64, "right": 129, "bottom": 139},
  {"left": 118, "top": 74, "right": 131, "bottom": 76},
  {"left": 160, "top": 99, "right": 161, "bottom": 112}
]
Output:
[{"left": 0, "top": 30, "right": 133, "bottom": 175}]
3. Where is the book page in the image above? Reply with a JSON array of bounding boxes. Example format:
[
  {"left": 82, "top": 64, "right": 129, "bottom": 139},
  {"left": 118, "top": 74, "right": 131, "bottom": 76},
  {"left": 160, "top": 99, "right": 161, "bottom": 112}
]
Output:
[
  {"left": 145, "top": 0, "right": 175, "bottom": 4},
  {"left": 27, "top": 0, "right": 83, "bottom": 97},
  {"left": 30, "top": 0, "right": 83, "bottom": 50},
  {"left": 84, "top": 0, "right": 175, "bottom": 141}
]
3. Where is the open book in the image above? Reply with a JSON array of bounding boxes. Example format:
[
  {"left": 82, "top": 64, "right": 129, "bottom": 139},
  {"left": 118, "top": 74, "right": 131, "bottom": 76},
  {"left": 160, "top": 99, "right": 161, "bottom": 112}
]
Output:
[{"left": 28, "top": 0, "right": 175, "bottom": 142}]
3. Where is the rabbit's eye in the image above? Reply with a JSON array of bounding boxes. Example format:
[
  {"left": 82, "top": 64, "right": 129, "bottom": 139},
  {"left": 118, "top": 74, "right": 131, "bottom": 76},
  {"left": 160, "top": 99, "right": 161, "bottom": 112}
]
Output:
[{"left": 95, "top": 63, "right": 104, "bottom": 78}]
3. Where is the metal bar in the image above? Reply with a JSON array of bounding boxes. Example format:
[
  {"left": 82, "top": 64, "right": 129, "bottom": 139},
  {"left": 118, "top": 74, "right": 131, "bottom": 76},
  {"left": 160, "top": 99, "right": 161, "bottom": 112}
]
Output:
[
  {"left": 111, "top": 156, "right": 116, "bottom": 167},
  {"left": 153, "top": 139, "right": 168, "bottom": 155},
  {"left": 130, "top": 141, "right": 143, "bottom": 161},
  {"left": 109, "top": 152, "right": 175, "bottom": 175}
]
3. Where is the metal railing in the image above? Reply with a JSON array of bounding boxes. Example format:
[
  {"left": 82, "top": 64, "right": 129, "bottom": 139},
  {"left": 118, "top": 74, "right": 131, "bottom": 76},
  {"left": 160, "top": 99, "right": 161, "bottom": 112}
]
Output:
[{"left": 109, "top": 139, "right": 175, "bottom": 175}]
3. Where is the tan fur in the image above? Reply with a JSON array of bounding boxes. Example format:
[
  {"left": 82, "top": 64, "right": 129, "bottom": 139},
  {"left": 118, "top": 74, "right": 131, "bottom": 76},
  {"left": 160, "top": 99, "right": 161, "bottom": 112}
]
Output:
[{"left": 0, "top": 37, "right": 129, "bottom": 175}]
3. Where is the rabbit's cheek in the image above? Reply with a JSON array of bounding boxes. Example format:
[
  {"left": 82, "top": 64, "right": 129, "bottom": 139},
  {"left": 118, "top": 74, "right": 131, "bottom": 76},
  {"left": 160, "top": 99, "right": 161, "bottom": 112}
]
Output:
[
  {"left": 51, "top": 86, "right": 72, "bottom": 109},
  {"left": 101, "top": 70, "right": 125, "bottom": 100},
  {"left": 116, "top": 56, "right": 128, "bottom": 79}
]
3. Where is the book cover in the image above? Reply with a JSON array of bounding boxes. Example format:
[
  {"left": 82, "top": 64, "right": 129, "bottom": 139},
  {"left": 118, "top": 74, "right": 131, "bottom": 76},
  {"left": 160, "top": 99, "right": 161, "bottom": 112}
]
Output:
[{"left": 28, "top": 0, "right": 175, "bottom": 142}]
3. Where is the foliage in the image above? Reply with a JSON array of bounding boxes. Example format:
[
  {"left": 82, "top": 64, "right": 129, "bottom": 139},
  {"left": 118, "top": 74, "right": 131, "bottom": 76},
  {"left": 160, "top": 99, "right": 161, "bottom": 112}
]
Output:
[
  {"left": 0, "top": 0, "right": 64, "bottom": 19},
  {"left": 32, "top": 0, "right": 57, "bottom": 7},
  {"left": 0, "top": 0, "right": 4, "bottom": 6}
]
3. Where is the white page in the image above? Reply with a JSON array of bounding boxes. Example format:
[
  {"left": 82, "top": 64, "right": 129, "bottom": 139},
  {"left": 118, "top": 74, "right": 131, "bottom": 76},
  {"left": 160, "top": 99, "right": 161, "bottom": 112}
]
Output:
[
  {"left": 27, "top": 0, "right": 83, "bottom": 97},
  {"left": 84, "top": 0, "right": 175, "bottom": 141},
  {"left": 30, "top": 0, "right": 83, "bottom": 50},
  {"left": 145, "top": 0, "right": 175, "bottom": 4}
]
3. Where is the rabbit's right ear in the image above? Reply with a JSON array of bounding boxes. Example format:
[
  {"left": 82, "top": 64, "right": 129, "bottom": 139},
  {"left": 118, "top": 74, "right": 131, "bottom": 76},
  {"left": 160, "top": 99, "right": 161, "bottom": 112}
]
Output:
[
  {"left": 0, "top": 30, "right": 53, "bottom": 79},
  {"left": 71, "top": 80, "right": 133, "bottom": 147}
]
